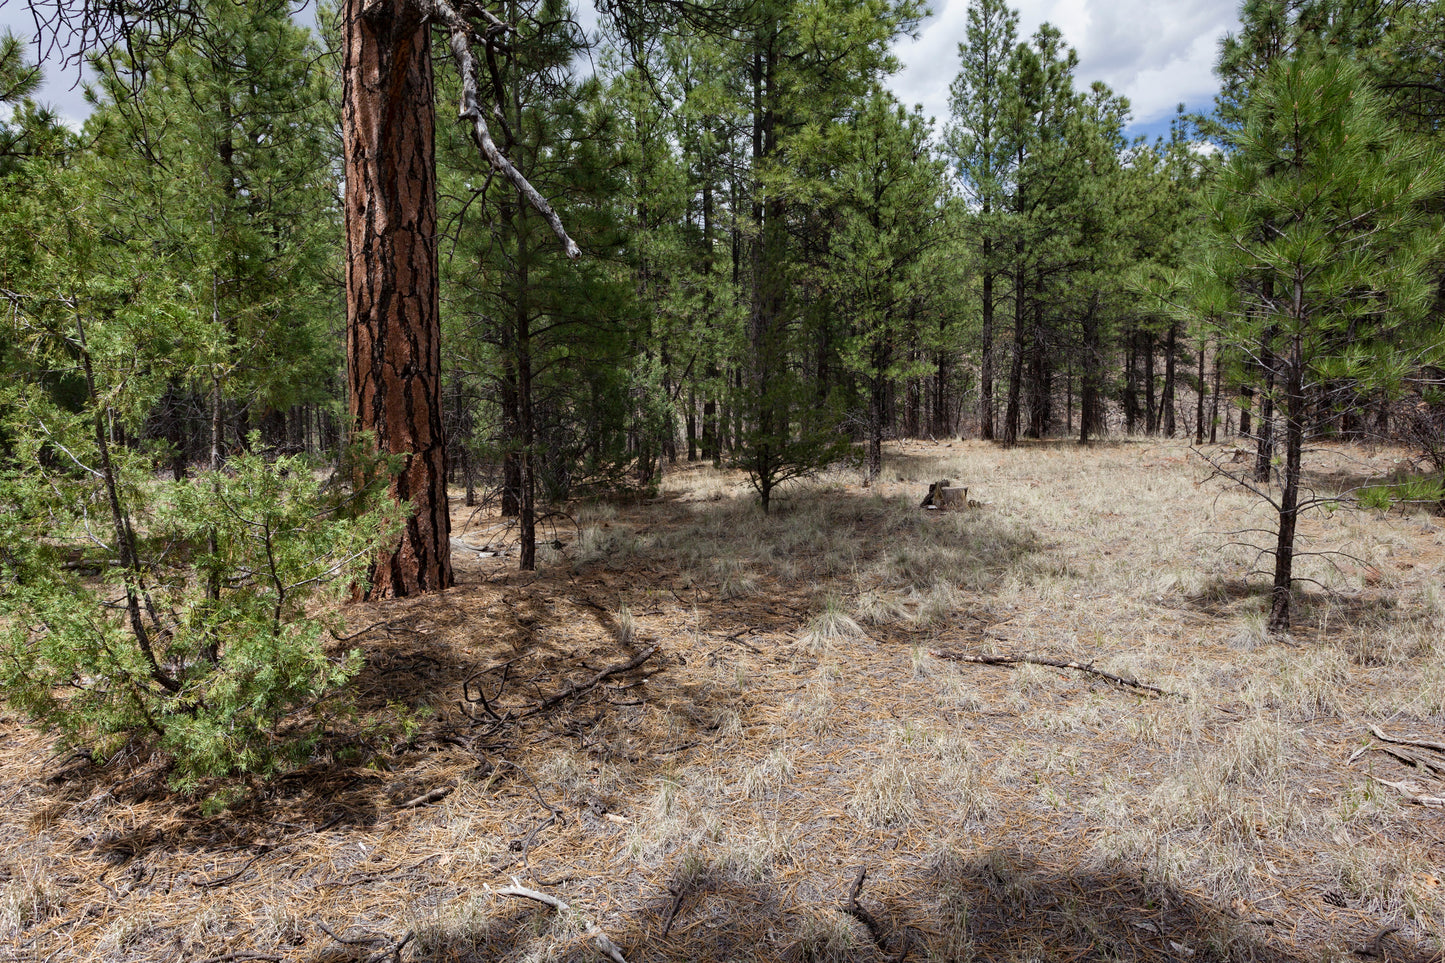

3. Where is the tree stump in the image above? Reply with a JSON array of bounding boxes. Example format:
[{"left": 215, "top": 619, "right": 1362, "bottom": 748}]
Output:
[{"left": 922, "top": 480, "right": 968, "bottom": 509}]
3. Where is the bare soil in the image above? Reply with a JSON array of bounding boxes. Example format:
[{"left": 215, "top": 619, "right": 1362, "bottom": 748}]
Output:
[{"left": 3, "top": 438, "right": 1444, "bottom": 963}]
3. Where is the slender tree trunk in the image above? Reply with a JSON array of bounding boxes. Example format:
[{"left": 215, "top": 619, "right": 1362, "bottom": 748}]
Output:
[
  {"left": 1254, "top": 327, "right": 1277, "bottom": 484},
  {"left": 1210, "top": 338, "right": 1222, "bottom": 444},
  {"left": 1269, "top": 330, "right": 1305, "bottom": 632},
  {"left": 342, "top": 0, "right": 451, "bottom": 596},
  {"left": 979, "top": 236, "right": 995, "bottom": 441},
  {"left": 1079, "top": 295, "right": 1101, "bottom": 444},
  {"left": 932, "top": 338, "right": 949, "bottom": 438},
  {"left": 1002, "top": 265, "right": 1026, "bottom": 448},
  {"left": 1195, "top": 338, "right": 1207, "bottom": 446},
  {"left": 1161, "top": 323, "right": 1177, "bottom": 437},
  {"left": 687, "top": 386, "right": 698, "bottom": 461},
  {"left": 1124, "top": 333, "right": 1138, "bottom": 434},
  {"left": 1144, "top": 331, "right": 1158, "bottom": 435},
  {"left": 1238, "top": 384, "right": 1253, "bottom": 438}
]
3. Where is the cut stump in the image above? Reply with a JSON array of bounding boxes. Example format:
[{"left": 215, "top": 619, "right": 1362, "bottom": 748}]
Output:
[{"left": 922, "top": 479, "right": 968, "bottom": 510}]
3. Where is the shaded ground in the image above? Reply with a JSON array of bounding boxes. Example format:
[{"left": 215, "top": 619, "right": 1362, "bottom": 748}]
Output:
[{"left": 3, "top": 438, "right": 1444, "bottom": 962}]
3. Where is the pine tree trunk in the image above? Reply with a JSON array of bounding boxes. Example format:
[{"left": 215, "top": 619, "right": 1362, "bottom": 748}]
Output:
[
  {"left": 342, "top": 0, "right": 452, "bottom": 597},
  {"left": 1195, "top": 339, "right": 1207, "bottom": 446},
  {"left": 1210, "top": 338, "right": 1222, "bottom": 444},
  {"left": 1254, "top": 327, "right": 1277, "bottom": 484},
  {"left": 1124, "top": 334, "right": 1138, "bottom": 434},
  {"left": 1161, "top": 323, "right": 1177, "bottom": 437},
  {"left": 933, "top": 341, "right": 950, "bottom": 438},
  {"left": 1269, "top": 330, "right": 1305, "bottom": 632},
  {"left": 1079, "top": 295, "right": 1101, "bottom": 444},
  {"left": 1002, "top": 265, "right": 1025, "bottom": 448},
  {"left": 1144, "top": 331, "right": 1158, "bottom": 435},
  {"left": 979, "top": 239, "right": 995, "bottom": 441}
]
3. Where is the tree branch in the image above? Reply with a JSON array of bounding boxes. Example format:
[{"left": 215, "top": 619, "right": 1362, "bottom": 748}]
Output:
[{"left": 426, "top": 0, "right": 581, "bottom": 260}]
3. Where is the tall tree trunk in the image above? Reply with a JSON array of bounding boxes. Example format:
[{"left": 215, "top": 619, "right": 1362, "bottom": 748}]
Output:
[
  {"left": 1002, "top": 265, "right": 1026, "bottom": 448},
  {"left": 1124, "top": 333, "right": 1138, "bottom": 434},
  {"left": 1079, "top": 295, "right": 1101, "bottom": 444},
  {"left": 1144, "top": 331, "right": 1158, "bottom": 435},
  {"left": 1238, "top": 384, "right": 1253, "bottom": 438},
  {"left": 979, "top": 236, "right": 995, "bottom": 441},
  {"left": 1210, "top": 338, "right": 1222, "bottom": 444},
  {"left": 1161, "top": 323, "right": 1177, "bottom": 437},
  {"left": 687, "top": 386, "right": 698, "bottom": 461},
  {"left": 1269, "top": 329, "right": 1306, "bottom": 632},
  {"left": 1254, "top": 326, "right": 1277, "bottom": 484},
  {"left": 342, "top": 0, "right": 452, "bottom": 597},
  {"left": 1195, "top": 338, "right": 1207, "bottom": 446}
]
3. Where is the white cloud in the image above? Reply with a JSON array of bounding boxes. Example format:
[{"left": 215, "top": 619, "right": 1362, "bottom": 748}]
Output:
[{"left": 888, "top": 0, "right": 1240, "bottom": 131}]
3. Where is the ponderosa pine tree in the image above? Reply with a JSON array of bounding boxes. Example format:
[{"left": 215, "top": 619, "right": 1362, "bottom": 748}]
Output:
[
  {"left": 822, "top": 90, "right": 947, "bottom": 483},
  {"left": 1206, "top": 51, "right": 1442, "bottom": 632},
  {"left": 439, "top": 0, "right": 635, "bottom": 570},
  {"left": 946, "top": 0, "right": 1020, "bottom": 442}
]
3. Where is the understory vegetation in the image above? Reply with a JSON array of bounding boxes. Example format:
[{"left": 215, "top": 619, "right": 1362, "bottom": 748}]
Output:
[{"left": 4, "top": 439, "right": 1445, "bottom": 962}]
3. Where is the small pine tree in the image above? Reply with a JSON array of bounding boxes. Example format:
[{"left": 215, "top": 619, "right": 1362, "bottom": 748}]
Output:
[{"left": 1205, "top": 51, "right": 1443, "bottom": 631}]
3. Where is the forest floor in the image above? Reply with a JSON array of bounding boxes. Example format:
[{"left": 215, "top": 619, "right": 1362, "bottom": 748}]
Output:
[{"left": 4, "top": 437, "right": 1445, "bottom": 963}]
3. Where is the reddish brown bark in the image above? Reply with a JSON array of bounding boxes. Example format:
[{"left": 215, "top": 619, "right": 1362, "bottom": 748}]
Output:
[{"left": 342, "top": 0, "right": 453, "bottom": 597}]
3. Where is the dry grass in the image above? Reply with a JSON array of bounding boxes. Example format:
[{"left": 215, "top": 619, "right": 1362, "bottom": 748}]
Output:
[{"left": 3, "top": 437, "right": 1445, "bottom": 962}]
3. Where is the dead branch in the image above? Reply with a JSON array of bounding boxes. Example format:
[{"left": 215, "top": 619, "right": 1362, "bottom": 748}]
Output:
[
  {"left": 1370, "top": 776, "right": 1445, "bottom": 808},
  {"left": 490, "top": 878, "right": 628, "bottom": 963},
  {"left": 427, "top": 0, "right": 581, "bottom": 260},
  {"left": 1369, "top": 725, "right": 1445, "bottom": 756},
  {"left": 1370, "top": 744, "right": 1445, "bottom": 777},
  {"left": 397, "top": 781, "right": 457, "bottom": 809},
  {"left": 929, "top": 649, "right": 1180, "bottom": 699},
  {"left": 530, "top": 646, "right": 659, "bottom": 714},
  {"left": 194, "top": 851, "right": 264, "bottom": 888},
  {"left": 318, "top": 923, "right": 414, "bottom": 963},
  {"left": 840, "top": 866, "right": 886, "bottom": 948},
  {"left": 661, "top": 886, "right": 687, "bottom": 936}
]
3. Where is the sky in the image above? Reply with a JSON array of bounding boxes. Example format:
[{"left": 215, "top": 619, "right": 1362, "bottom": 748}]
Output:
[
  {"left": 1, "top": 0, "right": 1242, "bottom": 140},
  {"left": 891, "top": 0, "right": 1242, "bottom": 142}
]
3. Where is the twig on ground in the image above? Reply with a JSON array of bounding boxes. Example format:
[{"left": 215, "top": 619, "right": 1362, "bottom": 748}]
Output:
[
  {"left": 319, "top": 923, "right": 414, "bottom": 963},
  {"left": 528, "top": 645, "right": 659, "bottom": 714},
  {"left": 397, "top": 780, "right": 457, "bottom": 808},
  {"left": 490, "top": 877, "right": 628, "bottom": 963},
  {"left": 1369, "top": 725, "right": 1445, "bottom": 755},
  {"left": 840, "top": 866, "right": 886, "bottom": 948},
  {"left": 1354, "top": 925, "right": 1402, "bottom": 958},
  {"left": 194, "top": 851, "right": 265, "bottom": 888},
  {"left": 929, "top": 649, "right": 1180, "bottom": 698},
  {"left": 1370, "top": 775, "right": 1445, "bottom": 808},
  {"left": 661, "top": 886, "right": 687, "bottom": 937}
]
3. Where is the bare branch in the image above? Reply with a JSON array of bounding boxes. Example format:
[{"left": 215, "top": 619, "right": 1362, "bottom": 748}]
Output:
[{"left": 425, "top": 0, "right": 581, "bottom": 260}]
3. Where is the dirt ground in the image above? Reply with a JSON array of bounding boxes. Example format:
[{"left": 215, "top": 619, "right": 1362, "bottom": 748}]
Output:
[{"left": 3, "top": 437, "right": 1444, "bottom": 963}]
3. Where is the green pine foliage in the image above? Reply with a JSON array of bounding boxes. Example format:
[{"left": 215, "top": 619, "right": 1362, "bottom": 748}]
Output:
[
  {"left": 0, "top": 443, "right": 402, "bottom": 790},
  {"left": 1204, "top": 50, "right": 1444, "bottom": 630},
  {"left": 0, "top": 7, "right": 397, "bottom": 789}
]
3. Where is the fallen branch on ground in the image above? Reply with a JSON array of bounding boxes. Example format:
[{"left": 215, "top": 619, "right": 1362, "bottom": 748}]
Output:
[
  {"left": 839, "top": 866, "right": 885, "bottom": 948},
  {"left": 1370, "top": 775, "right": 1445, "bottom": 809},
  {"left": 1368, "top": 743, "right": 1445, "bottom": 776},
  {"left": 397, "top": 781, "right": 456, "bottom": 809},
  {"left": 1369, "top": 725, "right": 1445, "bottom": 756},
  {"left": 530, "top": 646, "right": 659, "bottom": 714},
  {"left": 929, "top": 649, "right": 1179, "bottom": 698},
  {"left": 490, "top": 878, "right": 628, "bottom": 963}
]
